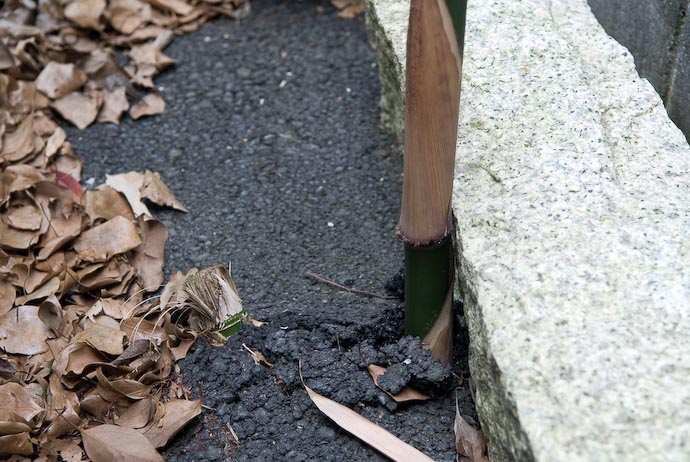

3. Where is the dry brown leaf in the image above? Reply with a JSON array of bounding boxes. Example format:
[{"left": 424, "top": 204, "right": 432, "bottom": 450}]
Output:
[
  {"left": 64, "top": 0, "right": 106, "bottom": 29},
  {"left": 81, "top": 424, "right": 163, "bottom": 462},
  {"left": 455, "top": 407, "right": 489, "bottom": 462},
  {"left": 242, "top": 343, "right": 272, "bottom": 367},
  {"left": 0, "top": 280, "right": 15, "bottom": 316},
  {"left": 303, "top": 381, "right": 435, "bottom": 462},
  {"left": 130, "top": 93, "right": 165, "bottom": 120},
  {"left": 96, "top": 368, "right": 151, "bottom": 401},
  {"left": 1, "top": 165, "right": 46, "bottom": 202},
  {"left": 45, "top": 127, "right": 66, "bottom": 158},
  {"left": 52, "top": 92, "right": 101, "bottom": 129},
  {"left": 15, "top": 276, "right": 60, "bottom": 305},
  {"left": 146, "top": 0, "right": 194, "bottom": 15},
  {"left": 0, "top": 382, "right": 44, "bottom": 423},
  {"left": 4, "top": 203, "right": 42, "bottom": 230},
  {"left": 0, "top": 305, "right": 53, "bottom": 355},
  {"left": 35, "top": 63, "right": 88, "bottom": 100},
  {"left": 141, "top": 398, "right": 201, "bottom": 448},
  {"left": 74, "top": 215, "right": 142, "bottom": 262},
  {"left": 367, "top": 364, "right": 431, "bottom": 403},
  {"left": 37, "top": 439, "right": 83, "bottom": 462},
  {"left": 131, "top": 217, "right": 168, "bottom": 290},
  {"left": 98, "top": 86, "right": 130, "bottom": 124},
  {"left": 0, "top": 220, "right": 41, "bottom": 250},
  {"left": 140, "top": 170, "right": 187, "bottom": 212},
  {"left": 84, "top": 187, "right": 135, "bottom": 222},
  {"left": 0, "top": 433, "right": 34, "bottom": 457},
  {"left": 109, "top": 0, "right": 153, "bottom": 35},
  {"left": 114, "top": 397, "right": 154, "bottom": 429},
  {"left": 245, "top": 316, "right": 270, "bottom": 327},
  {"left": 74, "top": 324, "right": 127, "bottom": 355},
  {"left": 105, "top": 172, "right": 150, "bottom": 217},
  {"left": 1, "top": 117, "right": 34, "bottom": 163}
]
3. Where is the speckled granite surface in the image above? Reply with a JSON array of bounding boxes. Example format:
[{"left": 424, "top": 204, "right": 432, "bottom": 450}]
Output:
[{"left": 366, "top": 0, "right": 690, "bottom": 461}]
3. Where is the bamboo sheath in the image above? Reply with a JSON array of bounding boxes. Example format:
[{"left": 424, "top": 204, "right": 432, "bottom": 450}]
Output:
[
  {"left": 401, "top": 0, "right": 465, "bottom": 362},
  {"left": 400, "top": 0, "right": 462, "bottom": 246}
]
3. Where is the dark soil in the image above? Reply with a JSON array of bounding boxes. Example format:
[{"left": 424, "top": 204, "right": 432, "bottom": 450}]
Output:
[{"left": 67, "top": 1, "right": 476, "bottom": 460}]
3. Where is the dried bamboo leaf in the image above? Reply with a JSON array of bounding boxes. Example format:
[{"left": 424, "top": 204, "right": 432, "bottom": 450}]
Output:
[{"left": 303, "top": 381, "right": 435, "bottom": 462}]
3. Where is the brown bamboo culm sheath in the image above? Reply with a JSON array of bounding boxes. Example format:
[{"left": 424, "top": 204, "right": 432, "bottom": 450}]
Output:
[{"left": 400, "top": 0, "right": 462, "bottom": 245}]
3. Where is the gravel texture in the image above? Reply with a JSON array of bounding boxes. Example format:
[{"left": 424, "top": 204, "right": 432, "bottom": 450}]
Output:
[{"left": 67, "top": 1, "right": 475, "bottom": 460}]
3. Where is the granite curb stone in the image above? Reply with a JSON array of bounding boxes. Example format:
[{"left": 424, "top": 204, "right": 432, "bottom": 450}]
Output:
[{"left": 365, "top": 1, "right": 690, "bottom": 461}]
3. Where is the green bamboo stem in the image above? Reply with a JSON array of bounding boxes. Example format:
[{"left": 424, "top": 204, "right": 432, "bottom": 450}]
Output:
[{"left": 404, "top": 236, "right": 453, "bottom": 338}]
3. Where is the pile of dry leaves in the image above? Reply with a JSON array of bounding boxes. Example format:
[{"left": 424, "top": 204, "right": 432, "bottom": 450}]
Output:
[
  {"left": 0, "top": 0, "right": 249, "bottom": 129},
  {"left": 0, "top": 0, "right": 253, "bottom": 460},
  {"left": 0, "top": 161, "right": 248, "bottom": 460}
]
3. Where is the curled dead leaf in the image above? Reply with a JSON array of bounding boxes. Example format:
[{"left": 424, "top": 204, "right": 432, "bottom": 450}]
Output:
[
  {"left": 130, "top": 93, "right": 165, "bottom": 120},
  {"left": 367, "top": 364, "right": 431, "bottom": 403}
]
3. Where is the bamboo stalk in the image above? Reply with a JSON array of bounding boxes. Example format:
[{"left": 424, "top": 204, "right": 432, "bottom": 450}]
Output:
[{"left": 401, "top": 0, "right": 466, "bottom": 362}]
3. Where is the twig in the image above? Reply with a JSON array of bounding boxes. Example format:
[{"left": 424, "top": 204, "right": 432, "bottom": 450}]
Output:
[{"left": 305, "top": 271, "right": 400, "bottom": 300}]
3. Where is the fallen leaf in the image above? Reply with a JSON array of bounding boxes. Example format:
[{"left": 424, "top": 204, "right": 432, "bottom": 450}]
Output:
[
  {"left": 130, "top": 93, "right": 165, "bottom": 120},
  {"left": 1, "top": 117, "right": 34, "bottom": 163},
  {"left": 52, "top": 92, "right": 101, "bottom": 129},
  {"left": 64, "top": 0, "right": 106, "bottom": 29},
  {"left": 455, "top": 405, "right": 489, "bottom": 462},
  {"left": 105, "top": 172, "right": 150, "bottom": 217},
  {"left": 81, "top": 424, "right": 163, "bottom": 462},
  {"left": 35, "top": 62, "right": 88, "bottom": 99},
  {"left": 0, "top": 382, "right": 44, "bottom": 423},
  {"left": 14, "top": 276, "right": 60, "bottom": 305},
  {"left": 145, "top": 0, "right": 194, "bottom": 15},
  {"left": 98, "top": 86, "right": 130, "bottom": 124},
  {"left": 73, "top": 215, "right": 142, "bottom": 262},
  {"left": 44, "top": 127, "right": 66, "bottom": 158},
  {"left": 140, "top": 170, "right": 187, "bottom": 212},
  {"left": 0, "top": 305, "right": 53, "bottom": 355},
  {"left": 0, "top": 432, "right": 33, "bottom": 457},
  {"left": 115, "top": 397, "right": 154, "bottom": 429},
  {"left": 242, "top": 343, "right": 272, "bottom": 367},
  {"left": 74, "top": 324, "right": 127, "bottom": 355},
  {"left": 367, "top": 364, "right": 431, "bottom": 403},
  {"left": 0, "top": 280, "right": 15, "bottom": 316},
  {"left": 84, "top": 187, "right": 135, "bottom": 222},
  {"left": 131, "top": 217, "right": 168, "bottom": 290},
  {"left": 4, "top": 204, "right": 42, "bottom": 230},
  {"left": 303, "top": 380, "right": 434, "bottom": 462},
  {"left": 141, "top": 399, "right": 201, "bottom": 448},
  {"left": 109, "top": 0, "right": 153, "bottom": 35}
]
